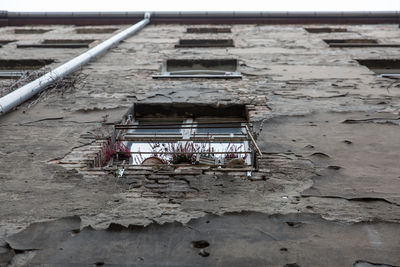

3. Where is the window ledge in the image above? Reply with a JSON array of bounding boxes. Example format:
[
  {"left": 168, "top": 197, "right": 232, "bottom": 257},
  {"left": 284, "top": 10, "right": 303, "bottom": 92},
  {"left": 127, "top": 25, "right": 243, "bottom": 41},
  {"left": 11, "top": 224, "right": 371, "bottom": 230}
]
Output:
[
  {"left": 329, "top": 43, "right": 400, "bottom": 48},
  {"left": 377, "top": 74, "right": 400, "bottom": 79},
  {"left": 152, "top": 73, "right": 242, "bottom": 79}
]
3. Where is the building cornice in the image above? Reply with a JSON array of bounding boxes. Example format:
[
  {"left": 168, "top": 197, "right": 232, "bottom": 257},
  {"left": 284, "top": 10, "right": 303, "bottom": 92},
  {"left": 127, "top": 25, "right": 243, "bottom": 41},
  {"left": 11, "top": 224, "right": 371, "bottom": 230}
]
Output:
[{"left": 0, "top": 11, "right": 399, "bottom": 25}]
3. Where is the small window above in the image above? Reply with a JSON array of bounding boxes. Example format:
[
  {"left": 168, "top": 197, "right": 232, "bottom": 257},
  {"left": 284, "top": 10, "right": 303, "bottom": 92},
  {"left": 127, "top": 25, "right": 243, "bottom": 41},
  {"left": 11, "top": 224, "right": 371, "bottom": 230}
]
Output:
[
  {"left": 17, "top": 39, "right": 95, "bottom": 49},
  {"left": 186, "top": 27, "right": 231, "bottom": 34},
  {"left": 14, "top": 28, "right": 51, "bottom": 34},
  {"left": 153, "top": 59, "right": 242, "bottom": 79},
  {"left": 356, "top": 59, "right": 400, "bottom": 79},
  {"left": 0, "top": 40, "right": 16, "bottom": 47},
  {"left": 175, "top": 39, "right": 234, "bottom": 48},
  {"left": 0, "top": 59, "right": 54, "bottom": 79},
  {"left": 324, "top": 39, "right": 400, "bottom": 48},
  {"left": 305, "top": 27, "right": 347, "bottom": 33},
  {"left": 75, "top": 27, "right": 119, "bottom": 34}
]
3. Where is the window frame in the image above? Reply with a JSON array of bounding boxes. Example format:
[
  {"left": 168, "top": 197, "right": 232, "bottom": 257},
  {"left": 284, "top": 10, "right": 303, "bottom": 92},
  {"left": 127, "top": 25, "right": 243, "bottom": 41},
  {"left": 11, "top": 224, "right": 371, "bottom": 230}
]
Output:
[
  {"left": 152, "top": 59, "right": 242, "bottom": 79},
  {"left": 116, "top": 119, "right": 254, "bottom": 167}
]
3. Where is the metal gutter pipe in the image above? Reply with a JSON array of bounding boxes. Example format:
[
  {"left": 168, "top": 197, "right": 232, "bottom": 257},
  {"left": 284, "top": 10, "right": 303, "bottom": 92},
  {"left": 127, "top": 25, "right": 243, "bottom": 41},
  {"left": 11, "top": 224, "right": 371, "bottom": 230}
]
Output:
[
  {"left": 3, "top": 11, "right": 399, "bottom": 17},
  {"left": 0, "top": 11, "right": 399, "bottom": 25},
  {"left": 0, "top": 13, "right": 150, "bottom": 116}
]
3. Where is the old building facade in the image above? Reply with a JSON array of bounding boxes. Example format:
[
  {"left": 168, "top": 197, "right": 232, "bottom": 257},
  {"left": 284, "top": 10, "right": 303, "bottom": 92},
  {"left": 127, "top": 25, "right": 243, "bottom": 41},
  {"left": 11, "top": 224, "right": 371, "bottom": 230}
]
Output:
[{"left": 0, "top": 12, "right": 399, "bottom": 266}]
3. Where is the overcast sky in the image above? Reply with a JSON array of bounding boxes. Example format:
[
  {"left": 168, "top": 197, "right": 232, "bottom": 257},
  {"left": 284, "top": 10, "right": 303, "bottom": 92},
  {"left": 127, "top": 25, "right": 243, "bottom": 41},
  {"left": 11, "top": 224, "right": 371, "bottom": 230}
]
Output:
[{"left": 1, "top": 0, "right": 399, "bottom": 12}]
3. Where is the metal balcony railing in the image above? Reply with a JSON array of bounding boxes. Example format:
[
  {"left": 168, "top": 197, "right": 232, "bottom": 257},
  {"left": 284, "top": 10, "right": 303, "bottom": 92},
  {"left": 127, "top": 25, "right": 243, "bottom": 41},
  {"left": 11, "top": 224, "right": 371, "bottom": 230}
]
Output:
[{"left": 112, "top": 121, "right": 262, "bottom": 167}]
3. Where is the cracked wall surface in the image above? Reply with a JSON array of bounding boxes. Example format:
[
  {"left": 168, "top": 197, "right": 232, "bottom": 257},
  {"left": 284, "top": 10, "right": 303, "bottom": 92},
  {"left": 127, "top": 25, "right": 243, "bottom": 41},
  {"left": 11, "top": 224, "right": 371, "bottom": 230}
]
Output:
[{"left": 0, "top": 23, "right": 399, "bottom": 266}]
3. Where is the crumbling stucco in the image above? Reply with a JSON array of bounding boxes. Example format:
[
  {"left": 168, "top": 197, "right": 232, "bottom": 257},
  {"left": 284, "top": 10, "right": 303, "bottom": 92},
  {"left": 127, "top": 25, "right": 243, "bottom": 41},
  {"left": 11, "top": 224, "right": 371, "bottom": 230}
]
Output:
[{"left": 0, "top": 23, "right": 400, "bottom": 266}]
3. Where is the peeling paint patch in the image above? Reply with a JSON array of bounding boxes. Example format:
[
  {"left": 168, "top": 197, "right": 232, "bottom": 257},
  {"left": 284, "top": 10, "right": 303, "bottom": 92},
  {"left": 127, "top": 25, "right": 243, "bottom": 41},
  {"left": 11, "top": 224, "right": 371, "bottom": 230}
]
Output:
[{"left": 5, "top": 213, "right": 400, "bottom": 266}]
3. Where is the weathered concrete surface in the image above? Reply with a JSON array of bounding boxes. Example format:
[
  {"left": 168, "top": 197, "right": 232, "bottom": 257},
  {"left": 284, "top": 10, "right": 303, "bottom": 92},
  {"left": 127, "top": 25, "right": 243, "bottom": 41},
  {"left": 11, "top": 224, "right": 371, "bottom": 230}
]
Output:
[
  {"left": 5, "top": 213, "right": 400, "bottom": 266},
  {"left": 260, "top": 112, "right": 400, "bottom": 204},
  {"left": 0, "top": 23, "right": 400, "bottom": 265}
]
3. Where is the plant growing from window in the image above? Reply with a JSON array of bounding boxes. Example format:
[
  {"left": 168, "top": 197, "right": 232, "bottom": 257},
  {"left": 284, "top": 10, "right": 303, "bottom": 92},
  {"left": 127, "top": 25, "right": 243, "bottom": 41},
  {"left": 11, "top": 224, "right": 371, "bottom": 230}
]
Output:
[
  {"left": 135, "top": 140, "right": 246, "bottom": 165},
  {"left": 100, "top": 139, "right": 130, "bottom": 166},
  {"left": 224, "top": 143, "right": 247, "bottom": 160},
  {"left": 115, "top": 141, "right": 130, "bottom": 159},
  {"left": 139, "top": 141, "right": 214, "bottom": 165},
  {"left": 168, "top": 142, "right": 197, "bottom": 164}
]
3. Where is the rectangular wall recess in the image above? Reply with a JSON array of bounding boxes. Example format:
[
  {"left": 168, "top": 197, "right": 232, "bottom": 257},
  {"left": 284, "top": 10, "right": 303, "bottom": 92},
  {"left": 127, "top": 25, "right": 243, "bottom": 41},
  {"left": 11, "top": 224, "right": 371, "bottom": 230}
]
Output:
[
  {"left": 305, "top": 27, "right": 347, "bottom": 33},
  {"left": 0, "top": 59, "right": 54, "bottom": 79},
  {"left": 75, "top": 28, "right": 119, "bottom": 34},
  {"left": 17, "top": 39, "right": 95, "bottom": 48},
  {"left": 14, "top": 28, "right": 51, "bottom": 34},
  {"left": 134, "top": 103, "right": 247, "bottom": 119},
  {"left": 356, "top": 59, "right": 400, "bottom": 78},
  {"left": 175, "top": 39, "right": 234, "bottom": 48},
  {"left": 324, "top": 39, "right": 400, "bottom": 48},
  {"left": 186, "top": 27, "right": 231, "bottom": 34},
  {"left": 0, "top": 40, "right": 16, "bottom": 47}
]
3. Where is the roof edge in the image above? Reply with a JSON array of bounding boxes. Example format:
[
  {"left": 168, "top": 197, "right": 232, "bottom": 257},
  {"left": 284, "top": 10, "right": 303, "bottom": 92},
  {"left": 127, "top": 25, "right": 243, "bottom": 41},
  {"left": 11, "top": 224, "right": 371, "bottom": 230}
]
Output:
[{"left": 1, "top": 11, "right": 399, "bottom": 25}]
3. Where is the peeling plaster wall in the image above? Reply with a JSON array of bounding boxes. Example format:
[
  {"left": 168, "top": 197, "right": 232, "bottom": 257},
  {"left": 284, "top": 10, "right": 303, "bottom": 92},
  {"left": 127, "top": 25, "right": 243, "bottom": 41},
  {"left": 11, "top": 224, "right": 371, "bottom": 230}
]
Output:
[{"left": 0, "top": 23, "right": 400, "bottom": 266}]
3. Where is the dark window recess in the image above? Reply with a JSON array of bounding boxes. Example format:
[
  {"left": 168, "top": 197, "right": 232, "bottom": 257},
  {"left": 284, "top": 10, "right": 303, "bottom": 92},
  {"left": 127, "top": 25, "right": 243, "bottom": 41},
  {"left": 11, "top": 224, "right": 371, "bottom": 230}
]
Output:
[
  {"left": 175, "top": 39, "right": 234, "bottom": 48},
  {"left": 75, "top": 28, "right": 119, "bottom": 34},
  {"left": 0, "top": 40, "right": 16, "bottom": 47},
  {"left": 17, "top": 39, "right": 95, "bottom": 48},
  {"left": 14, "top": 28, "right": 51, "bottom": 34},
  {"left": 186, "top": 27, "right": 231, "bottom": 34},
  {"left": 324, "top": 39, "right": 400, "bottom": 48},
  {"left": 153, "top": 59, "right": 241, "bottom": 79},
  {"left": 305, "top": 27, "right": 347, "bottom": 33},
  {"left": 356, "top": 59, "right": 400, "bottom": 79},
  {"left": 134, "top": 103, "right": 247, "bottom": 119},
  {"left": 0, "top": 59, "right": 54, "bottom": 79}
]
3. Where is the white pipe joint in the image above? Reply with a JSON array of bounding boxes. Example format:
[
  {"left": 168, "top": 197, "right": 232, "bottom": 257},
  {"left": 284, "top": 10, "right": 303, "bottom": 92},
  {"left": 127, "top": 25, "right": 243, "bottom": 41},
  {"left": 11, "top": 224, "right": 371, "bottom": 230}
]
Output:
[{"left": 0, "top": 13, "right": 150, "bottom": 116}]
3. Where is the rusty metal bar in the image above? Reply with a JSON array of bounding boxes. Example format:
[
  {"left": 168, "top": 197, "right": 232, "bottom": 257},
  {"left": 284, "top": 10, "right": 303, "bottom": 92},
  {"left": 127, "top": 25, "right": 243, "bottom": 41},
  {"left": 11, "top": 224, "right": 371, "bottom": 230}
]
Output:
[
  {"left": 117, "top": 151, "right": 252, "bottom": 155},
  {"left": 114, "top": 121, "right": 247, "bottom": 129},
  {"left": 116, "top": 121, "right": 247, "bottom": 125},
  {"left": 245, "top": 124, "right": 263, "bottom": 157},
  {"left": 119, "top": 165, "right": 255, "bottom": 170},
  {"left": 117, "top": 126, "right": 246, "bottom": 130},
  {"left": 119, "top": 137, "right": 249, "bottom": 142}
]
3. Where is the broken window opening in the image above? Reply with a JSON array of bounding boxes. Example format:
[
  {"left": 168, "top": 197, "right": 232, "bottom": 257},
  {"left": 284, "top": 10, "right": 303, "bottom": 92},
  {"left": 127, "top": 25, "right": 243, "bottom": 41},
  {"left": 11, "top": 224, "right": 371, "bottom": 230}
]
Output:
[
  {"left": 324, "top": 39, "right": 400, "bottom": 48},
  {"left": 356, "top": 59, "right": 400, "bottom": 79},
  {"left": 175, "top": 39, "right": 234, "bottom": 48},
  {"left": 14, "top": 28, "right": 51, "bottom": 34},
  {"left": 17, "top": 39, "right": 95, "bottom": 49},
  {"left": 186, "top": 27, "right": 231, "bottom": 34},
  {"left": 110, "top": 103, "right": 259, "bottom": 170},
  {"left": 153, "top": 59, "right": 242, "bottom": 79},
  {"left": 0, "top": 59, "right": 54, "bottom": 79},
  {"left": 75, "top": 28, "right": 119, "bottom": 34},
  {"left": 304, "top": 27, "right": 348, "bottom": 33}
]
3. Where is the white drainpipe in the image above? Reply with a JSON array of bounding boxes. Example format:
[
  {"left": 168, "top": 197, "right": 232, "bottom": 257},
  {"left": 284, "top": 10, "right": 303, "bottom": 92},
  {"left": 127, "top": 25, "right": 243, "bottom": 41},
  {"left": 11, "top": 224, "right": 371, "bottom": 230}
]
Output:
[{"left": 0, "top": 12, "right": 151, "bottom": 116}]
